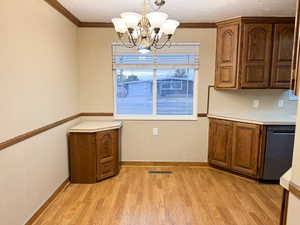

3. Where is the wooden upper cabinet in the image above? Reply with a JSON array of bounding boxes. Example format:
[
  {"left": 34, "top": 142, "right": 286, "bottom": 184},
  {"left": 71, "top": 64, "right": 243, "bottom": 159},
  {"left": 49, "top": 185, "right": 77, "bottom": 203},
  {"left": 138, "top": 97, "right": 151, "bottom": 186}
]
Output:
[
  {"left": 241, "top": 24, "right": 273, "bottom": 88},
  {"left": 291, "top": 0, "right": 300, "bottom": 95},
  {"left": 271, "top": 24, "right": 295, "bottom": 88},
  {"left": 231, "top": 122, "right": 261, "bottom": 177},
  {"left": 208, "top": 119, "right": 233, "bottom": 169},
  {"left": 215, "top": 17, "right": 295, "bottom": 90},
  {"left": 215, "top": 24, "right": 239, "bottom": 88}
]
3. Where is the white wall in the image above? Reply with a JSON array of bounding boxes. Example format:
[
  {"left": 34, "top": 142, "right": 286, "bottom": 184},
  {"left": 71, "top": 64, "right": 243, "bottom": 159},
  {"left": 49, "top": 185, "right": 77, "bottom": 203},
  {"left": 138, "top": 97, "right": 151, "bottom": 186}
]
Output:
[
  {"left": 0, "top": 0, "right": 79, "bottom": 225},
  {"left": 210, "top": 89, "right": 297, "bottom": 115},
  {"left": 287, "top": 100, "right": 300, "bottom": 225},
  {"left": 78, "top": 27, "right": 297, "bottom": 162}
]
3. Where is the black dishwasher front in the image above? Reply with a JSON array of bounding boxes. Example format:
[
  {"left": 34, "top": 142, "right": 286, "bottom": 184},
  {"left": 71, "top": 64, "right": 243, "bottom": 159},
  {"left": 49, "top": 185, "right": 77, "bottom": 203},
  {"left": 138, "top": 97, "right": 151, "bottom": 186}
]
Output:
[{"left": 262, "top": 125, "right": 295, "bottom": 181}]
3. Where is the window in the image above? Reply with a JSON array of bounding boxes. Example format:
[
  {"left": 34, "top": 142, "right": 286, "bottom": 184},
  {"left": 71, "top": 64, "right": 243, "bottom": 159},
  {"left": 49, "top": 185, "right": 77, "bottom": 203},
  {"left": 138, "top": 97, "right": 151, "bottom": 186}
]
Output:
[{"left": 113, "top": 43, "right": 199, "bottom": 120}]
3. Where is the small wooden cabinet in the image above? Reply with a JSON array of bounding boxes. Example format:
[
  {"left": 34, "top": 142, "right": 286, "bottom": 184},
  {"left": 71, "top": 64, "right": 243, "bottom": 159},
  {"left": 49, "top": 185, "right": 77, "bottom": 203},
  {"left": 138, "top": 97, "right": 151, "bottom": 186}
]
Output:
[
  {"left": 215, "top": 17, "right": 295, "bottom": 89},
  {"left": 208, "top": 119, "right": 262, "bottom": 178},
  {"left": 69, "top": 129, "right": 120, "bottom": 183}
]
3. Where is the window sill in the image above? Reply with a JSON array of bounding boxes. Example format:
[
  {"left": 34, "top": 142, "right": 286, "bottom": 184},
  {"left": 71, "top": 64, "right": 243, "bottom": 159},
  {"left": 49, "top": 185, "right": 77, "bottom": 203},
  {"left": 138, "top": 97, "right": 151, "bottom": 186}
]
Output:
[{"left": 114, "top": 115, "right": 198, "bottom": 121}]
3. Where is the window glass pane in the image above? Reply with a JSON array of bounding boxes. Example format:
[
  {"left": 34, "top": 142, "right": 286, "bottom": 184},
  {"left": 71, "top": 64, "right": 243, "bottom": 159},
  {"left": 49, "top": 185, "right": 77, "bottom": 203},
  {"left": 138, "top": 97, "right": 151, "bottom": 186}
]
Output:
[
  {"left": 156, "top": 69, "right": 194, "bottom": 115},
  {"left": 116, "top": 69, "right": 153, "bottom": 115}
]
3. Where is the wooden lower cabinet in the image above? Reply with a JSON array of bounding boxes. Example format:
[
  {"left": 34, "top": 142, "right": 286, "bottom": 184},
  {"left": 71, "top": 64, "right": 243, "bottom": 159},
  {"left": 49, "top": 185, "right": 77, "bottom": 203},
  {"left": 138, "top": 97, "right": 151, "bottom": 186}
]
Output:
[
  {"left": 208, "top": 119, "right": 261, "bottom": 178},
  {"left": 231, "top": 122, "right": 261, "bottom": 177},
  {"left": 69, "top": 129, "right": 120, "bottom": 183},
  {"left": 208, "top": 120, "right": 232, "bottom": 169}
]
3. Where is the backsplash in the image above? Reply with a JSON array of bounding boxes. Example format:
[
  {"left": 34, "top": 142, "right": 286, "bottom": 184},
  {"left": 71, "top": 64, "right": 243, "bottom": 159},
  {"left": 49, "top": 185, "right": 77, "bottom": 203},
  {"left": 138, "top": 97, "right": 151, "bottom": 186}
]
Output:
[{"left": 209, "top": 89, "right": 298, "bottom": 115}]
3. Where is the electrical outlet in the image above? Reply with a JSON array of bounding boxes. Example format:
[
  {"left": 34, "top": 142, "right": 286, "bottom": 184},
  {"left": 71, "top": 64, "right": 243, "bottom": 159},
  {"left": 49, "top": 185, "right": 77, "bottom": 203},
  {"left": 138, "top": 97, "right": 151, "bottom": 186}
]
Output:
[
  {"left": 253, "top": 99, "right": 260, "bottom": 108},
  {"left": 153, "top": 128, "right": 159, "bottom": 136},
  {"left": 278, "top": 99, "right": 284, "bottom": 108}
]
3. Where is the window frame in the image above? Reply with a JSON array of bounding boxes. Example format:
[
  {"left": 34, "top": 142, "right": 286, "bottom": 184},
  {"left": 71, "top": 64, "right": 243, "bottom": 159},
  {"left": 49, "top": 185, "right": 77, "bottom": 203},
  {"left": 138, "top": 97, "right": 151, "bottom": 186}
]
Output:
[{"left": 113, "top": 69, "right": 198, "bottom": 121}]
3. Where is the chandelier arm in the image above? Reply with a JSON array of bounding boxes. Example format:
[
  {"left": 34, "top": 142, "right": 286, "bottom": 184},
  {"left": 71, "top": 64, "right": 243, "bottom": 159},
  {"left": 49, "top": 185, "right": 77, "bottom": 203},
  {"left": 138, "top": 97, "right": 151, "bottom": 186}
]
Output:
[
  {"left": 151, "top": 34, "right": 159, "bottom": 46},
  {"left": 117, "top": 34, "right": 135, "bottom": 48},
  {"left": 129, "top": 33, "right": 138, "bottom": 46},
  {"left": 153, "top": 35, "right": 172, "bottom": 49}
]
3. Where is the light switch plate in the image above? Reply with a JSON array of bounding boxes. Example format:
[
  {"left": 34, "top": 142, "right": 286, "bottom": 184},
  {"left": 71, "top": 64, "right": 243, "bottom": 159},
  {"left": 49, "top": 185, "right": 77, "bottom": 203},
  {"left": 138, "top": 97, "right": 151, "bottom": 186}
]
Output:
[
  {"left": 253, "top": 99, "right": 260, "bottom": 108},
  {"left": 153, "top": 128, "right": 159, "bottom": 136}
]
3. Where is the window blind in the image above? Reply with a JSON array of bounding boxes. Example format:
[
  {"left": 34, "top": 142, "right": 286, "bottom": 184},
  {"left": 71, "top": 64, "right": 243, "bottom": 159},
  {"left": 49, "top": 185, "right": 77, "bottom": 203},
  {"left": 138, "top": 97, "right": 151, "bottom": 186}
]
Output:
[{"left": 112, "top": 43, "right": 200, "bottom": 69}]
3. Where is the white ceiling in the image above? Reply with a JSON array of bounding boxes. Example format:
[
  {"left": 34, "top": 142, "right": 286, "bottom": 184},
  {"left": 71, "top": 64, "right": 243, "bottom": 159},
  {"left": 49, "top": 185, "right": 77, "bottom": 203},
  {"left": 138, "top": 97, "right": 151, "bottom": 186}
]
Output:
[{"left": 58, "top": 0, "right": 297, "bottom": 23}]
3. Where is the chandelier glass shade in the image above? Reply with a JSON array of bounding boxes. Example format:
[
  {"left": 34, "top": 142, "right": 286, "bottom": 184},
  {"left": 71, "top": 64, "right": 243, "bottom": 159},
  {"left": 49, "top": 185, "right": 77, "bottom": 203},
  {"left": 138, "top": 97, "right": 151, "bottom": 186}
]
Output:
[{"left": 112, "top": 0, "right": 180, "bottom": 54}]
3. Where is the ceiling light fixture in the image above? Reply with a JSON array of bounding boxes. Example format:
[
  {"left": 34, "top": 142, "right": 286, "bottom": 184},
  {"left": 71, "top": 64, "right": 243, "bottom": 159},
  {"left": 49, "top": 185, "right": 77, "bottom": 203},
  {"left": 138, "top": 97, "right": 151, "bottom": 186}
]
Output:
[{"left": 112, "top": 0, "right": 180, "bottom": 54}]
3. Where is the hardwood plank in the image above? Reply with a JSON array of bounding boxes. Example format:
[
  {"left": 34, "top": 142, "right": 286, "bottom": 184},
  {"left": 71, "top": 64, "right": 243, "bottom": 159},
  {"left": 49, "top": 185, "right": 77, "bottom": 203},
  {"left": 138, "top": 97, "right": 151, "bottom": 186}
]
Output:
[
  {"left": 121, "top": 161, "right": 209, "bottom": 167},
  {"left": 25, "top": 179, "right": 70, "bottom": 225},
  {"left": 31, "top": 167, "right": 282, "bottom": 225}
]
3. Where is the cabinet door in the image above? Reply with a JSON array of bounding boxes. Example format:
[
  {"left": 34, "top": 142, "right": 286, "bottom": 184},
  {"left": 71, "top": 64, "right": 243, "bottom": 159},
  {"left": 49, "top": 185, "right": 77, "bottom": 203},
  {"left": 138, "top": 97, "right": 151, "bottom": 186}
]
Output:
[
  {"left": 291, "top": 0, "right": 300, "bottom": 95},
  {"left": 271, "top": 24, "right": 295, "bottom": 88},
  {"left": 96, "top": 130, "right": 118, "bottom": 180},
  {"left": 208, "top": 119, "right": 233, "bottom": 169},
  {"left": 241, "top": 24, "right": 273, "bottom": 88},
  {"left": 69, "top": 133, "right": 97, "bottom": 183},
  {"left": 231, "top": 122, "right": 261, "bottom": 177},
  {"left": 215, "top": 24, "right": 239, "bottom": 88}
]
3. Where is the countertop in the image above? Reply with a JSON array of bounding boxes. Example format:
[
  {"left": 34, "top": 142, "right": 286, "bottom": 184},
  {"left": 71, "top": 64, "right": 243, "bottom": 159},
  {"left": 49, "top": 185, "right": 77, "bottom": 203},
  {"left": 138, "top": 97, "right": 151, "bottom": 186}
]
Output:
[
  {"left": 69, "top": 121, "right": 122, "bottom": 133},
  {"left": 207, "top": 113, "right": 296, "bottom": 125},
  {"left": 280, "top": 168, "right": 292, "bottom": 190}
]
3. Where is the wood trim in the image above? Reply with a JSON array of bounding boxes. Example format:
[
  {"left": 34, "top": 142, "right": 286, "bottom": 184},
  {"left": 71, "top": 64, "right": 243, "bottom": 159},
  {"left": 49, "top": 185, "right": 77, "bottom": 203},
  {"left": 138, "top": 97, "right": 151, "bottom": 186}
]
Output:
[
  {"left": 25, "top": 179, "right": 70, "bottom": 225},
  {"left": 44, "top": 1, "right": 216, "bottom": 29},
  {"left": 198, "top": 113, "right": 207, "bottom": 117},
  {"left": 44, "top": 0, "right": 81, "bottom": 26},
  {"left": 80, "top": 112, "right": 114, "bottom": 116},
  {"left": 121, "top": 161, "right": 209, "bottom": 167},
  {"left": 280, "top": 189, "right": 289, "bottom": 225},
  {"left": 0, "top": 114, "right": 81, "bottom": 151},
  {"left": 79, "top": 22, "right": 216, "bottom": 28},
  {"left": 79, "top": 22, "right": 114, "bottom": 28},
  {"left": 0, "top": 110, "right": 205, "bottom": 152},
  {"left": 216, "top": 16, "right": 295, "bottom": 26},
  {"left": 179, "top": 23, "right": 217, "bottom": 28},
  {"left": 289, "top": 182, "right": 300, "bottom": 199}
]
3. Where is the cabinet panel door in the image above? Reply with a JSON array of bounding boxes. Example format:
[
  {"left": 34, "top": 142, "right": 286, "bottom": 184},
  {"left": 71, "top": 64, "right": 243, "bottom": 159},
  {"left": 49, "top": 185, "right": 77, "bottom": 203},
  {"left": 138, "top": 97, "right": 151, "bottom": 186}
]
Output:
[
  {"left": 241, "top": 24, "right": 273, "bottom": 88},
  {"left": 271, "top": 24, "right": 295, "bottom": 88},
  {"left": 215, "top": 24, "right": 239, "bottom": 88},
  {"left": 69, "top": 133, "right": 97, "bottom": 183},
  {"left": 208, "top": 119, "right": 233, "bottom": 169},
  {"left": 96, "top": 130, "right": 118, "bottom": 179},
  {"left": 231, "top": 123, "right": 261, "bottom": 177}
]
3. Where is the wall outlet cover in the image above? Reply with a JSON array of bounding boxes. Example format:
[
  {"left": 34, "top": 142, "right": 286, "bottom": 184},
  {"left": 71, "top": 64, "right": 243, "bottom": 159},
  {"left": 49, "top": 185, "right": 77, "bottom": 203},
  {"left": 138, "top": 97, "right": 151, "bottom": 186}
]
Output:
[{"left": 153, "top": 128, "right": 159, "bottom": 136}]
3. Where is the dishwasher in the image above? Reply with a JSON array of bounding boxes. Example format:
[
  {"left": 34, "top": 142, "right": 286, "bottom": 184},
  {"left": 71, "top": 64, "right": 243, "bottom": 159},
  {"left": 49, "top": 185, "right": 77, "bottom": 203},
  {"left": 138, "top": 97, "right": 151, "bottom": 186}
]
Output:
[{"left": 262, "top": 125, "right": 295, "bottom": 181}]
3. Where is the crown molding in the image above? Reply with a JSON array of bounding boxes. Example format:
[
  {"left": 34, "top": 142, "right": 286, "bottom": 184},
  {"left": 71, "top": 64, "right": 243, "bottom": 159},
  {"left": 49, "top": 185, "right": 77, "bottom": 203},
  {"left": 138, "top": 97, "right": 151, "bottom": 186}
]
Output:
[
  {"left": 44, "top": 0, "right": 81, "bottom": 26},
  {"left": 44, "top": 0, "right": 217, "bottom": 28},
  {"left": 79, "top": 22, "right": 217, "bottom": 28}
]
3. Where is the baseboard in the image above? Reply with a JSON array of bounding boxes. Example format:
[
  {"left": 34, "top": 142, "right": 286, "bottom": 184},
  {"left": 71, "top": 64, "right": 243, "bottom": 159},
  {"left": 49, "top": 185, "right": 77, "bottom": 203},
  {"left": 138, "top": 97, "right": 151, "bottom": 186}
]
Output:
[
  {"left": 25, "top": 178, "right": 70, "bottom": 225},
  {"left": 121, "top": 161, "right": 209, "bottom": 167}
]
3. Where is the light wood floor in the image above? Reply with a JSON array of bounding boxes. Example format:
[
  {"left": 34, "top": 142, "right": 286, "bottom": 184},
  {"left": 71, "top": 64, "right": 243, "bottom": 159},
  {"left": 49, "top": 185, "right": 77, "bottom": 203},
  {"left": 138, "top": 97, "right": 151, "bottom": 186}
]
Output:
[{"left": 33, "top": 166, "right": 283, "bottom": 225}]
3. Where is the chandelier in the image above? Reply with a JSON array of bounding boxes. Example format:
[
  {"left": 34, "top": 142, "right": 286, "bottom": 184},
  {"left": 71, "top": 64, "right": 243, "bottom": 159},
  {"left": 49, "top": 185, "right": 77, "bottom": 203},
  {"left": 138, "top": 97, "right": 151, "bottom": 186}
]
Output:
[{"left": 112, "top": 0, "right": 180, "bottom": 54}]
